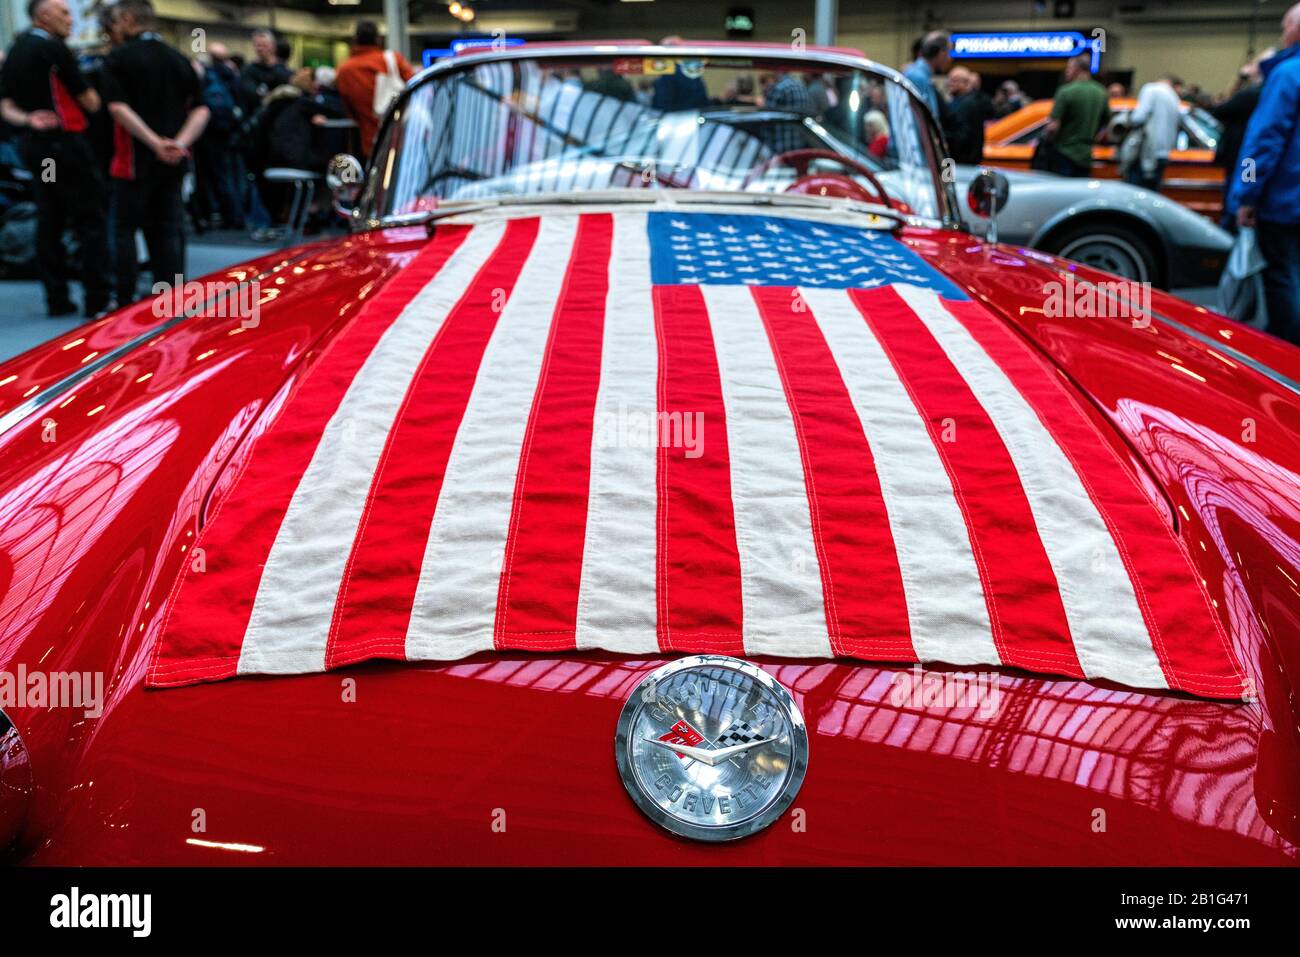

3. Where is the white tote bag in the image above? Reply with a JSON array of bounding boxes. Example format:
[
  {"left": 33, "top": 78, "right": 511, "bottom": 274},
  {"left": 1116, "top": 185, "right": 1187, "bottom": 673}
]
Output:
[
  {"left": 1217, "top": 227, "right": 1270, "bottom": 330},
  {"left": 372, "top": 50, "right": 403, "bottom": 117}
]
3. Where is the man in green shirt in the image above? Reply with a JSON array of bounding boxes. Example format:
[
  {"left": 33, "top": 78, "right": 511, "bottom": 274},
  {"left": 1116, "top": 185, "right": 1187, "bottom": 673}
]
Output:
[{"left": 1043, "top": 54, "right": 1110, "bottom": 177}]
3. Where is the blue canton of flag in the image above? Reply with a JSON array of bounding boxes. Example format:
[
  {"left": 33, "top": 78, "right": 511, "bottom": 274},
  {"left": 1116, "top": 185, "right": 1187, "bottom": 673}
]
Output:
[{"left": 647, "top": 212, "right": 968, "bottom": 300}]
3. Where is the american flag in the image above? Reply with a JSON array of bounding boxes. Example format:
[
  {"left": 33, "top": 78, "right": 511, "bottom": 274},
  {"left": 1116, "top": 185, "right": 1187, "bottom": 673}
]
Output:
[
  {"left": 647, "top": 214, "right": 961, "bottom": 294},
  {"left": 147, "top": 209, "right": 1246, "bottom": 699}
]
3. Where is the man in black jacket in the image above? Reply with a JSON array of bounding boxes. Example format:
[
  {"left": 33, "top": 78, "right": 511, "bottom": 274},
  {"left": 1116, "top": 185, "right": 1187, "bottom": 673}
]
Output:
[
  {"left": 1211, "top": 51, "right": 1270, "bottom": 230},
  {"left": 0, "top": 0, "right": 112, "bottom": 316},
  {"left": 261, "top": 68, "right": 344, "bottom": 173},
  {"left": 239, "top": 28, "right": 290, "bottom": 115},
  {"left": 943, "top": 67, "right": 986, "bottom": 165},
  {"left": 100, "top": 0, "right": 209, "bottom": 305}
]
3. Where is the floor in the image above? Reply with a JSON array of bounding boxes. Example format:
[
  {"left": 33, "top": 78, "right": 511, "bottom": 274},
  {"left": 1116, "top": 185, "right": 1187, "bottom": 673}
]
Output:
[{"left": 0, "top": 231, "right": 295, "bottom": 364}]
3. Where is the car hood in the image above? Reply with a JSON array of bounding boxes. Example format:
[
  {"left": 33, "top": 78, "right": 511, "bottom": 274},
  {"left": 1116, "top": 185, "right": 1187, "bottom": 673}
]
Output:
[{"left": 0, "top": 208, "right": 1297, "bottom": 864}]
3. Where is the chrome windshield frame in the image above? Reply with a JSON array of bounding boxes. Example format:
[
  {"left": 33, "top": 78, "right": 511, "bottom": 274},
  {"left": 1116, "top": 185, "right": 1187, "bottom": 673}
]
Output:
[{"left": 358, "top": 42, "right": 962, "bottom": 231}]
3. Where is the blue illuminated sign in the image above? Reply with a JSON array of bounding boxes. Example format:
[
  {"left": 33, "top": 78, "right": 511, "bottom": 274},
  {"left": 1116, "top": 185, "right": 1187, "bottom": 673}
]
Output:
[
  {"left": 950, "top": 31, "right": 1103, "bottom": 72},
  {"left": 422, "top": 37, "right": 526, "bottom": 67}
]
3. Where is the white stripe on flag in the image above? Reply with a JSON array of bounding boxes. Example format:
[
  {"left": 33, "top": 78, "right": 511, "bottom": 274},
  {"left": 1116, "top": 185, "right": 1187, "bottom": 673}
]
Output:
[
  {"left": 801, "top": 286, "right": 998, "bottom": 666},
  {"left": 237, "top": 222, "right": 506, "bottom": 675},
  {"left": 406, "top": 216, "right": 580, "bottom": 659},
  {"left": 894, "top": 284, "right": 1168, "bottom": 689},
  {"left": 574, "top": 212, "right": 659, "bottom": 652},
  {"left": 699, "top": 285, "right": 833, "bottom": 657}
]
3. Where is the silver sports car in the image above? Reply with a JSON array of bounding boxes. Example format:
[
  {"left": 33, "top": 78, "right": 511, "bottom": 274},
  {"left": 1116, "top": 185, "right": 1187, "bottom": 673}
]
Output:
[{"left": 952, "top": 164, "right": 1232, "bottom": 289}]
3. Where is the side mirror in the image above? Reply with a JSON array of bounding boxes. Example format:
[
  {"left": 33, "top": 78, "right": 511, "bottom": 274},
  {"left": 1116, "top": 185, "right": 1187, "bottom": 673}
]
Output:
[
  {"left": 327, "top": 154, "right": 364, "bottom": 218},
  {"left": 966, "top": 168, "right": 1010, "bottom": 243}
]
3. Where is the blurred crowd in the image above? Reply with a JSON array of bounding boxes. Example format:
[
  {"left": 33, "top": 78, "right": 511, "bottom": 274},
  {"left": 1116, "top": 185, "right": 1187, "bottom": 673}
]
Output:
[
  {"left": 576, "top": 37, "right": 898, "bottom": 169},
  {"left": 1, "top": 1, "right": 1296, "bottom": 344},
  {"left": 901, "top": 7, "right": 1300, "bottom": 345},
  {"left": 0, "top": 0, "right": 413, "bottom": 318}
]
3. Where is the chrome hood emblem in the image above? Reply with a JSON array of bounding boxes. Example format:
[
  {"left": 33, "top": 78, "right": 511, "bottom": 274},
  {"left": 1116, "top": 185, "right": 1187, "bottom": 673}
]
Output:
[{"left": 614, "top": 655, "right": 808, "bottom": 842}]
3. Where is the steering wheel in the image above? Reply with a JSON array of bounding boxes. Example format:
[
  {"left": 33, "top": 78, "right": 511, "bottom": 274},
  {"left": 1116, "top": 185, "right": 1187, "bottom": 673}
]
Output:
[
  {"left": 740, "top": 148, "right": 892, "bottom": 206},
  {"left": 613, "top": 159, "right": 695, "bottom": 190}
]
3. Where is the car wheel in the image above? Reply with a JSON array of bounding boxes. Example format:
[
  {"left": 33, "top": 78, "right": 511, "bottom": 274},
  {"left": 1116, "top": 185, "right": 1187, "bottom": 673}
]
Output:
[{"left": 1046, "top": 223, "right": 1160, "bottom": 286}]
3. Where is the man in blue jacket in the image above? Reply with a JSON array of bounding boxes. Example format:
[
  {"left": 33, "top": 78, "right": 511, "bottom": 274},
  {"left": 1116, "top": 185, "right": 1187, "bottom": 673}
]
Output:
[
  {"left": 903, "top": 32, "right": 951, "bottom": 120},
  {"left": 1232, "top": 3, "right": 1300, "bottom": 345}
]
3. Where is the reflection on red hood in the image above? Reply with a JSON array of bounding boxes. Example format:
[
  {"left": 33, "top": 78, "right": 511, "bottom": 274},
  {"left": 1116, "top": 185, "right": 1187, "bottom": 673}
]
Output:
[{"left": 14, "top": 654, "right": 1299, "bottom": 865}]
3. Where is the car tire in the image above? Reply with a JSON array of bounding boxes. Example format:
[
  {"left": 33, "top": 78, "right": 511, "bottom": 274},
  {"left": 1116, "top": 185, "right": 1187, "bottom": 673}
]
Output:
[{"left": 1044, "top": 222, "right": 1162, "bottom": 287}]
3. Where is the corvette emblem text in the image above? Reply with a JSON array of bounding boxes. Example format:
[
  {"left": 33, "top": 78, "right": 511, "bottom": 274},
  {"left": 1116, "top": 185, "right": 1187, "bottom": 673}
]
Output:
[{"left": 615, "top": 655, "right": 809, "bottom": 841}]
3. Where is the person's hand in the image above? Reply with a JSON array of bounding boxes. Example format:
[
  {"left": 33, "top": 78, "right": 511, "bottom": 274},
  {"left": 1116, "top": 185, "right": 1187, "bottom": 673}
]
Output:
[
  {"left": 26, "top": 110, "right": 58, "bottom": 131},
  {"left": 153, "top": 138, "right": 188, "bottom": 164},
  {"left": 310, "top": 113, "right": 327, "bottom": 126},
  {"left": 1237, "top": 205, "right": 1257, "bottom": 229}
]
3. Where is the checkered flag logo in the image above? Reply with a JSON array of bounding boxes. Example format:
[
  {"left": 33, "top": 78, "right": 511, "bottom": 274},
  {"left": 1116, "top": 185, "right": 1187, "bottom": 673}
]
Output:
[{"left": 715, "top": 721, "right": 762, "bottom": 747}]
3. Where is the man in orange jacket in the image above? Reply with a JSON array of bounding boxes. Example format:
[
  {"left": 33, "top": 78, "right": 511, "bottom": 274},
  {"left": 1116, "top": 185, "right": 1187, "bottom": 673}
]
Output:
[{"left": 335, "top": 20, "right": 415, "bottom": 159}]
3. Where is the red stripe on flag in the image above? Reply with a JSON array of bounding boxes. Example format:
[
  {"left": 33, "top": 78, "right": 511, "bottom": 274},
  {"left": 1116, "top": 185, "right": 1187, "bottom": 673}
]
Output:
[
  {"left": 493, "top": 214, "right": 613, "bottom": 649},
  {"left": 326, "top": 218, "right": 541, "bottom": 669},
  {"left": 654, "top": 284, "right": 744, "bottom": 654},
  {"left": 147, "top": 225, "right": 473, "bottom": 686},
  {"left": 853, "top": 286, "right": 1085, "bottom": 678},
  {"left": 942, "top": 298, "right": 1246, "bottom": 698},
  {"left": 752, "top": 286, "right": 914, "bottom": 660}
]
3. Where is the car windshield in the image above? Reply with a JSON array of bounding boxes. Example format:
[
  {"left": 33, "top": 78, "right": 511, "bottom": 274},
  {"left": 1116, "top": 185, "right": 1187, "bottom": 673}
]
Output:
[{"left": 360, "top": 51, "right": 951, "bottom": 223}]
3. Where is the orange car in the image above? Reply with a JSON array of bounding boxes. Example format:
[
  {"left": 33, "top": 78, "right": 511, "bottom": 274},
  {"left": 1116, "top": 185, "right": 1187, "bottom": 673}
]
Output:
[{"left": 982, "top": 98, "right": 1226, "bottom": 221}]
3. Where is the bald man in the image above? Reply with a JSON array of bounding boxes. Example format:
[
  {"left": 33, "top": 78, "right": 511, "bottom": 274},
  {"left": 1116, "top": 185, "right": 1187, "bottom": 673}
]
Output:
[
  {"left": 0, "top": 0, "right": 111, "bottom": 316},
  {"left": 1230, "top": 2, "right": 1300, "bottom": 344},
  {"left": 943, "top": 67, "right": 985, "bottom": 164}
]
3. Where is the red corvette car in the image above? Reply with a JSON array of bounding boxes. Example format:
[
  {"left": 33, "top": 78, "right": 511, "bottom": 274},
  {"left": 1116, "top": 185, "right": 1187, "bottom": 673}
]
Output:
[{"left": 1, "top": 43, "right": 1298, "bottom": 866}]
